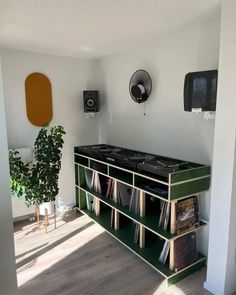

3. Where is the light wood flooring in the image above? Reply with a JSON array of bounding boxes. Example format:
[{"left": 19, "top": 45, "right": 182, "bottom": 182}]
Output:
[{"left": 14, "top": 211, "right": 211, "bottom": 295}]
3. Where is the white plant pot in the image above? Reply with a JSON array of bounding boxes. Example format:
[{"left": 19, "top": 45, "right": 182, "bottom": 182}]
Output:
[{"left": 39, "top": 201, "right": 54, "bottom": 215}]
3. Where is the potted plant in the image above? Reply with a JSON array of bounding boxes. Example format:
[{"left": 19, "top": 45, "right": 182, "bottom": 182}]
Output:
[{"left": 9, "top": 125, "right": 66, "bottom": 215}]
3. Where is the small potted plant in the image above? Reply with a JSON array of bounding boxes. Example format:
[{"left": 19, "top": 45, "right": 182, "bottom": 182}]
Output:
[{"left": 9, "top": 125, "right": 66, "bottom": 215}]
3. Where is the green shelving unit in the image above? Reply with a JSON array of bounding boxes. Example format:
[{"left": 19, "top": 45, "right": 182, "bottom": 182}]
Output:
[
  {"left": 78, "top": 184, "right": 207, "bottom": 241},
  {"left": 74, "top": 147, "right": 210, "bottom": 286}
]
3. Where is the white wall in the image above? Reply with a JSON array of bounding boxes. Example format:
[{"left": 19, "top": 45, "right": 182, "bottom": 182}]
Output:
[
  {"left": 99, "top": 18, "right": 220, "bottom": 162},
  {"left": 205, "top": 0, "right": 236, "bottom": 294},
  {"left": 1, "top": 49, "right": 101, "bottom": 209},
  {"left": 0, "top": 55, "right": 17, "bottom": 294},
  {"left": 99, "top": 18, "right": 221, "bottom": 254}
]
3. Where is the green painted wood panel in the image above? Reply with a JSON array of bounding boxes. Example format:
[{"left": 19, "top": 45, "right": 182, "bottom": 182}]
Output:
[
  {"left": 109, "top": 166, "right": 133, "bottom": 185},
  {"left": 90, "top": 159, "right": 108, "bottom": 174},
  {"left": 170, "top": 166, "right": 210, "bottom": 184},
  {"left": 75, "top": 154, "right": 88, "bottom": 166},
  {"left": 81, "top": 209, "right": 173, "bottom": 277},
  {"left": 134, "top": 174, "right": 168, "bottom": 199},
  {"left": 79, "top": 166, "right": 86, "bottom": 187},
  {"left": 79, "top": 189, "right": 87, "bottom": 210},
  {"left": 80, "top": 208, "right": 206, "bottom": 280},
  {"left": 75, "top": 186, "right": 79, "bottom": 207},
  {"left": 81, "top": 185, "right": 171, "bottom": 239},
  {"left": 75, "top": 164, "right": 79, "bottom": 186},
  {"left": 167, "top": 258, "right": 206, "bottom": 286},
  {"left": 80, "top": 185, "right": 206, "bottom": 240},
  {"left": 169, "top": 177, "right": 210, "bottom": 200},
  {"left": 137, "top": 170, "right": 168, "bottom": 183}
]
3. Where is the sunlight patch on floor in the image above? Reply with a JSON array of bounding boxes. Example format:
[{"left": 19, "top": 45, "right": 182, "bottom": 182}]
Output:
[
  {"left": 153, "top": 281, "right": 187, "bottom": 295},
  {"left": 15, "top": 214, "right": 104, "bottom": 287}
]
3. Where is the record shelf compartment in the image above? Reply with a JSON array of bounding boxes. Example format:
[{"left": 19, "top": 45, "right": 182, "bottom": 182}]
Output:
[{"left": 74, "top": 145, "right": 210, "bottom": 286}]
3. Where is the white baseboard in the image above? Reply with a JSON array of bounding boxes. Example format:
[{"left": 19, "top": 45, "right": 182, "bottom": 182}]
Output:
[
  {"left": 57, "top": 203, "right": 75, "bottom": 212},
  {"left": 13, "top": 213, "right": 35, "bottom": 223},
  {"left": 224, "top": 284, "right": 236, "bottom": 295},
  {"left": 204, "top": 281, "right": 236, "bottom": 295},
  {"left": 12, "top": 197, "right": 35, "bottom": 219}
]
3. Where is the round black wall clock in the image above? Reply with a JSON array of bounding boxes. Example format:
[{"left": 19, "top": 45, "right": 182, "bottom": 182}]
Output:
[{"left": 129, "top": 69, "right": 152, "bottom": 103}]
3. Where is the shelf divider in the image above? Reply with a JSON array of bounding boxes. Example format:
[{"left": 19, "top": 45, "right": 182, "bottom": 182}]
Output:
[
  {"left": 140, "top": 225, "right": 145, "bottom": 248},
  {"left": 170, "top": 201, "right": 177, "bottom": 234},
  {"left": 95, "top": 198, "right": 100, "bottom": 216},
  {"left": 140, "top": 190, "right": 145, "bottom": 217},
  {"left": 169, "top": 240, "right": 174, "bottom": 271},
  {"left": 115, "top": 210, "right": 120, "bottom": 230}
]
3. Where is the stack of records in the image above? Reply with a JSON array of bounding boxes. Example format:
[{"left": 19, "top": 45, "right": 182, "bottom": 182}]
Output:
[
  {"left": 117, "top": 183, "right": 132, "bottom": 207},
  {"left": 159, "top": 240, "right": 170, "bottom": 264},
  {"left": 172, "top": 232, "right": 198, "bottom": 272},
  {"left": 134, "top": 223, "right": 140, "bottom": 244},
  {"left": 129, "top": 189, "right": 140, "bottom": 214},
  {"left": 175, "top": 196, "right": 199, "bottom": 235},
  {"left": 158, "top": 201, "right": 170, "bottom": 231},
  {"left": 106, "top": 179, "right": 116, "bottom": 201},
  {"left": 85, "top": 170, "right": 101, "bottom": 213}
]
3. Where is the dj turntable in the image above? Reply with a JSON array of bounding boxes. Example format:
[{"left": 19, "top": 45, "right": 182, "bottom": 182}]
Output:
[
  {"left": 75, "top": 144, "right": 155, "bottom": 170},
  {"left": 75, "top": 144, "right": 118, "bottom": 160},
  {"left": 74, "top": 144, "right": 191, "bottom": 178},
  {"left": 137, "top": 158, "right": 189, "bottom": 178},
  {"left": 105, "top": 149, "right": 155, "bottom": 169}
]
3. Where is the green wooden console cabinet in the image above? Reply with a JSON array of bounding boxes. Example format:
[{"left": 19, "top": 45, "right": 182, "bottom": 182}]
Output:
[{"left": 74, "top": 146, "right": 210, "bottom": 287}]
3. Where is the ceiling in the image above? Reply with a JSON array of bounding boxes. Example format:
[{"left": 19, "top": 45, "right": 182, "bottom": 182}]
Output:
[{"left": 0, "top": 0, "right": 221, "bottom": 59}]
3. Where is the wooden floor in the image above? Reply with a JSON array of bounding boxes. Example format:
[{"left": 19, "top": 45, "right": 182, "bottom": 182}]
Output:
[{"left": 14, "top": 211, "right": 211, "bottom": 295}]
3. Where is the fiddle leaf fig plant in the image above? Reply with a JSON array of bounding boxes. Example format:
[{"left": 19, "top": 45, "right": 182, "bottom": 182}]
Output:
[
  {"left": 9, "top": 125, "right": 66, "bottom": 207},
  {"left": 9, "top": 150, "right": 30, "bottom": 200}
]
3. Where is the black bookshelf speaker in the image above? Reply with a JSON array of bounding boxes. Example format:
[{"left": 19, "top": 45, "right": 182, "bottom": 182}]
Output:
[{"left": 83, "top": 90, "right": 99, "bottom": 113}]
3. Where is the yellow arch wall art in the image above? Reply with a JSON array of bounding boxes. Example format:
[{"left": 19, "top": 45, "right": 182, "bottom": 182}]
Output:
[{"left": 25, "top": 72, "right": 53, "bottom": 126}]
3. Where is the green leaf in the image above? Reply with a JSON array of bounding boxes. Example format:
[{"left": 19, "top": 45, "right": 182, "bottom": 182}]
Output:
[{"left": 9, "top": 125, "right": 66, "bottom": 206}]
